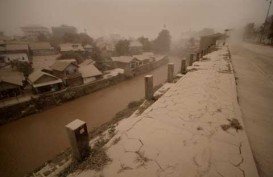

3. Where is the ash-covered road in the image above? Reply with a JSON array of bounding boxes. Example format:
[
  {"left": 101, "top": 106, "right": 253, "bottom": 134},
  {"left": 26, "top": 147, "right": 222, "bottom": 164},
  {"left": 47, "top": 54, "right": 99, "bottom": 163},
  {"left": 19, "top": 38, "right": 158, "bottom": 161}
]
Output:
[{"left": 230, "top": 42, "right": 273, "bottom": 177}]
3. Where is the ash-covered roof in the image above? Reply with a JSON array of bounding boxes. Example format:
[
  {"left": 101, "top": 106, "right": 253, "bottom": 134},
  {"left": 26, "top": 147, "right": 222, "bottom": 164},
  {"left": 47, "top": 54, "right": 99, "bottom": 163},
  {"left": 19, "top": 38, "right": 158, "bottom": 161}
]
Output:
[
  {"left": 111, "top": 56, "right": 134, "bottom": 63},
  {"left": 0, "top": 69, "right": 24, "bottom": 86},
  {"left": 6, "top": 44, "right": 29, "bottom": 51},
  {"left": 51, "top": 60, "right": 78, "bottom": 71},
  {"left": 29, "top": 42, "right": 53, "bottom": 50},
  {"left": 79, "top": 64, "right": 102, "bottom": 78}
]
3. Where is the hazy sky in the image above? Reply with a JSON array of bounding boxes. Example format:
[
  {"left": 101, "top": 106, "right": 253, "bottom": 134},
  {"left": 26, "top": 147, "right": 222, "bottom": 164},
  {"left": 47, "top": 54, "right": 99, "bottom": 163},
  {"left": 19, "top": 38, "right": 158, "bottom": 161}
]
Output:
[{"left": 0, "top": 0, "right": 271, "bottom": 39}]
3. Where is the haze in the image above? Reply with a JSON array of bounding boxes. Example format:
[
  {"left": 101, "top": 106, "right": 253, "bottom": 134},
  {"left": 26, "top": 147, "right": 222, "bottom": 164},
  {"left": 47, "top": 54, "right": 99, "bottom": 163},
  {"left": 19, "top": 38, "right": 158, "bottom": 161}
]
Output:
[{"left": 0, "top": 0, "right": 270, "bottom": 39}]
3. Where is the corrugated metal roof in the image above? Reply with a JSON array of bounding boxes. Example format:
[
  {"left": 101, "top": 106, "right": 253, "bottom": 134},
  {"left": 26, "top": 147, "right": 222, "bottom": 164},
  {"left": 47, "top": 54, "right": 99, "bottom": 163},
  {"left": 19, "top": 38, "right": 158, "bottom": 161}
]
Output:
[
  {"left": 29, "top": 42, "right": 53, "bottom": 50},
  {"left": 111, "top": 56, "right": 134, "bottom": 63},
  {"left": 6, "top": 44, "right": 29, "bottom": 51},
  {"left": 51, "top": 60, "right": 78, "bottom": 71},
  {"left": 79, "top": 59, "right": 95, "bottom": 66},
  {"left": 0, "top": 69, "right": 24, "bottom": 86},
  {"left": 28, "top": 70, "right": 62, "bottom": 87},
  {"left": 132, "top": 55, "right": 150, "bottom": 61},
  {"left": 28, "top": 70, "right": 53, "bottom": 83},
  {"left": 79, "top": 64, "right": 102, "bottom": 78}
]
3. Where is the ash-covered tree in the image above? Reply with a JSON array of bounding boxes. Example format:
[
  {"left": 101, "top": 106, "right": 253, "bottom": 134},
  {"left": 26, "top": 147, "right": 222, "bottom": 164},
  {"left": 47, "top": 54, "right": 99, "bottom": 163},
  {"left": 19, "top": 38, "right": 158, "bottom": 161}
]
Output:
[
  {"left": 37, "top": 33, "right": 48, "bottom": 42},
  {"left": 78, "top": 33, "right": 93, "bottom": 46},
  {"left": 115, "top": 39, "right": 130, "bottom": 56},
  {"left": 138, "top": 36, "right": 152, "bottom": 52},
  {"left": 243, "top": 23, "right": 255, "bottom": 40},
  {"left": 91, "top": 45, "right": 114, "bottom": 71},
  {"left": 153, "top": 29, "right": 171, "bottom": 54},
  {"left": 266, "top": 16, "right": 273, "bottom": 45},
  {"left": 11, "top": 61, "right": 33, "bottom": 78}
]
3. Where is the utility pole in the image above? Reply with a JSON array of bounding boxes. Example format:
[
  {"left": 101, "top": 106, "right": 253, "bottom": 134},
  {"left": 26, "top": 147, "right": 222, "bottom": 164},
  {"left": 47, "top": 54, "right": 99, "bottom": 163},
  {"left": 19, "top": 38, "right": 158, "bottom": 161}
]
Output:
[{"left": 260, "top": 0, "right": 272, "bottom": 42}]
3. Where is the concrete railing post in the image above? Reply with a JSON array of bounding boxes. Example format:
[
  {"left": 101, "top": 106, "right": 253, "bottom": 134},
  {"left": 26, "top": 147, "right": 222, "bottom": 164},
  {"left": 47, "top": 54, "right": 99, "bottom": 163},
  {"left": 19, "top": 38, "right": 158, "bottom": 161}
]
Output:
[
  {"left": 196, "top": 52, "right": 200, "bottom": 61},
  {"left": 189, "top": 54, "right": 194, "bottom": 66},
  {"left": 181, "top": 59, "right": 186, "bottom": 74},
  {"left": 145, "top": 75, "right": 153, "bottom": 100},
  {"left": 66, "top": 119, "right": 89, "bottom": 161},
  {"left": 167, "top": 63, "right": 174, "bottom": 83}
]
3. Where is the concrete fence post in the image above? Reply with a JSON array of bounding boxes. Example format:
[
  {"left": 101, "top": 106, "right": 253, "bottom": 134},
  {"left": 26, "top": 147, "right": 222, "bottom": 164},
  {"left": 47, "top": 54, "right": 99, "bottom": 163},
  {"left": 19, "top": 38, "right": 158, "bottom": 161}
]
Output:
[
  {"left": 145, "top": 75, "right": 153, "bottom": 100},
  {"left": 196, "top": 52, "right": 200, "bottom": 61},
  {"left": 189, "top": 54, "right": 194, "bottom": 66},
  {"left": 66, "top": 119, "right": 89, "bottom": 161},
  {"left": 181, "top": 59, "right": 186, "bottom": 74},
  {"left": 167, "top": 63, "right": 174, "bottom": 83}
]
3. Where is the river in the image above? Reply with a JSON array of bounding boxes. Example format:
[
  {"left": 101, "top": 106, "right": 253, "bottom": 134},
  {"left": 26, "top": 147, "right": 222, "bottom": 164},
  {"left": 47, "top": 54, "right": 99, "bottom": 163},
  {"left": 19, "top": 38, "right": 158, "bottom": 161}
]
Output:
[{"left": 0, "top": 57, "right": 182, "bottom": 177}]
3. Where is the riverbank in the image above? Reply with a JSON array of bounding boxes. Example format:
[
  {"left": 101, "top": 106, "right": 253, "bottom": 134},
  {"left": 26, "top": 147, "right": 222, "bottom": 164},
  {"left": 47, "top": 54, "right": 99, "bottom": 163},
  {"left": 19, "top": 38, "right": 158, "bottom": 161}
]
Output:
[
  {"left": 28, "top": 74, "right": 177, "bottom": 177},
  {"left": 31, "top": 45, "right": 259, "bottom": 177},
  {"left": 0, "top": 57, "right": 169, "bottom": 125},
  {"left": 0, "top": 55, "right": 182, "bottom": 177}
]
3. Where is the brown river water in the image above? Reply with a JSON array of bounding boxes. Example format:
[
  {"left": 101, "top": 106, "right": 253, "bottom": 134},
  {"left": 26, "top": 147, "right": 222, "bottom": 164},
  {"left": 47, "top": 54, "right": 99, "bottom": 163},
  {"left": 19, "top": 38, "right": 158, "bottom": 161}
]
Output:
[{"left": 0, "top": 57, "right": 182, "bottom": 177}]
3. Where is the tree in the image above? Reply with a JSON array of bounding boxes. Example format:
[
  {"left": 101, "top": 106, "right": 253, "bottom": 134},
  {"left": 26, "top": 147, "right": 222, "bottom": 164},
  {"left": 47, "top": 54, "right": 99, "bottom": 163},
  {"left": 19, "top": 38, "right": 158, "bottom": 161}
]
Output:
[
  {"left": 11, "top": 61, "right": 33, "bottom": 78},
  {"left": 62, "top": 33, "right": 79, "bottom": 43},
  {"left": 188, "top": 37, "right": 195, "bottom": 47},
  {"left": 153, "top": 29, "right": 171, "bottom": 54},
  {"left": 115, "top": 39, "right": 130, "bottom": 56},
  {"left": 37, "top": 33, "right": 48, "bottom": 42},
  {"left": 138, "top": 36, "right": 152, "bottom": 52},
  {"left": 78, "top": 33, "right": 93, "bottom": 46},
  {"left": 199, "top": 28, "right": 215, "bottom": 36},
  {"left": 243, "top": 23, "right": 255, "bottom": 40}
]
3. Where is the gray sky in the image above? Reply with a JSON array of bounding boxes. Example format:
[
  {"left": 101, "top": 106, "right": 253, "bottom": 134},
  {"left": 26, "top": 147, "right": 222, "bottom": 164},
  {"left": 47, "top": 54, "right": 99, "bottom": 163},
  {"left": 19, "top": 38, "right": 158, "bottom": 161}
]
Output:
[{"left": 0, "top": 0, "right": 271, "bottom": 39}]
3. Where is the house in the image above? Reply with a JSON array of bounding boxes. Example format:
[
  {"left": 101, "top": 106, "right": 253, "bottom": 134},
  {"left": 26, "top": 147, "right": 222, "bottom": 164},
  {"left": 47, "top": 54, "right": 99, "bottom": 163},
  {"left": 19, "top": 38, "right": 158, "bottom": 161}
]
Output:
[
  {"left": 111, "top": 56, "right": 141, "bottom": 76},
  {"left": 59, "top": 43, "right": 84, "bottom": 53},
  {"left": 129, "top": 40, "right": 143, "bottom": 55},
  {"left": 79, "top": 64, "right": 102, "bottom": 84},
  {"left": 32, "top": 54, "right": 60, "bottom": 71},
  {"left": 50, "top": 60, "right": 83, "bottom": 86},
  {"left": 95, "top": 40, "right": 115, "bottom": 58},
  {"left": 28, "top": 70, "right": 63, "bottom": 94},
  {"left": 52, "top": 25, "right": 77, "bottom": 38},
  {"left": 0, "top": 53, "right": 29, "bottom": 63},
  {"left": 5, "top": 44, "right": 30, "bottom": 54},
  {"left": 0, "top": 43, "right": 31, "bottom": 63},
  {"left": 132, "top": 54, "right": 152, "bottom": 65},
  {"left": 0, "top": 70, "right": 24, "bottom": 100},
  {"left": 29, "top": 42, "right": 57, "bottom": 56},
  {"left": 83, "top": 44, "right": 93, "bottom": 53},
  {"left": 21, "top": 25, "right": 50, "bottom": 41}
]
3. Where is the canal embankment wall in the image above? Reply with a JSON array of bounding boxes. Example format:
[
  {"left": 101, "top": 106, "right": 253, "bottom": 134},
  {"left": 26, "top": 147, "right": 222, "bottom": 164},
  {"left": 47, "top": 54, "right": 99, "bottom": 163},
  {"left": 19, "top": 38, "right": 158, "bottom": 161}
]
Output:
[{"left": 0, "top": 57, "right": 169, "bottom": 125}]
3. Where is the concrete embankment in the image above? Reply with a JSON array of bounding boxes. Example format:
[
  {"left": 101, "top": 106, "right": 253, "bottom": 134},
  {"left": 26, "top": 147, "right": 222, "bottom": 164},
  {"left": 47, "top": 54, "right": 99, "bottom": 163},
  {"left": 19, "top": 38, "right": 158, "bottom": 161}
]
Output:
[{"left": 33, "top": 45, "right": 259, "bottom": 177}]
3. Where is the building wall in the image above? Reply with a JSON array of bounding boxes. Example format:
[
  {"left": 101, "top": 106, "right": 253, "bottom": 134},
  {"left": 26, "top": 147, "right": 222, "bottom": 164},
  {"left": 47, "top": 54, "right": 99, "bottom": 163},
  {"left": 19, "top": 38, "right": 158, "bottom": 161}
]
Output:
[{"left": 2, "top": 53, "right": 29, "bottom": 63}]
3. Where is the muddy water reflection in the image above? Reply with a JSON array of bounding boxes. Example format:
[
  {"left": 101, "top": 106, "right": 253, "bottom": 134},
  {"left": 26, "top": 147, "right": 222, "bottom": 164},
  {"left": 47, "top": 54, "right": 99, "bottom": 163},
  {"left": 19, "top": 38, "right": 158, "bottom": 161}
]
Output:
[{"left": 0, "top": 57, "right": 182, "bottom": 177}]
